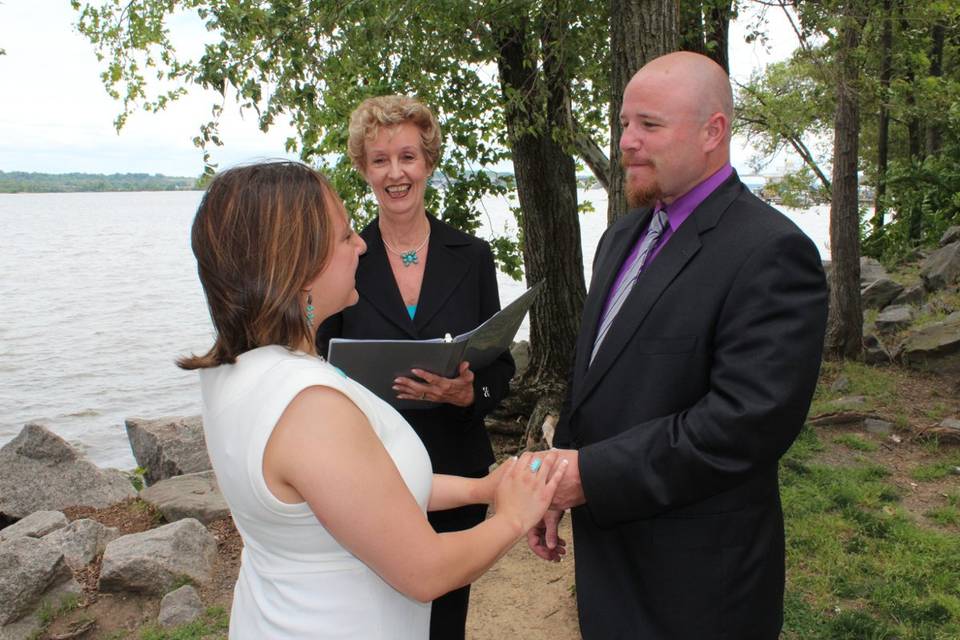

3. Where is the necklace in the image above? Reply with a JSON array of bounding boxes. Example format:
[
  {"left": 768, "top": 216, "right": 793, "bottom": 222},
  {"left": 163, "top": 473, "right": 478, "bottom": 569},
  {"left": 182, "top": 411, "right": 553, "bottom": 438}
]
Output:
[{"left": 381, "top": 222, "right": 430, "bottom": 267}]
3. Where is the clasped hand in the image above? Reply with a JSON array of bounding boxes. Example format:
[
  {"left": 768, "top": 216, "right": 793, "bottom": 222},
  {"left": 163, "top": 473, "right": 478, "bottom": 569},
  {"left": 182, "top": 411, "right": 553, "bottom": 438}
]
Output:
[{"left": 393, "top": 361, "right": 475, "bottom": 407}]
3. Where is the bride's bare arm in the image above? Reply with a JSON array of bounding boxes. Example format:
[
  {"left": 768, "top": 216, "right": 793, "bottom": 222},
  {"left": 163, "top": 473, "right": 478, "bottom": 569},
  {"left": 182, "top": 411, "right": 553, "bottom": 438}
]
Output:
[{"left": 262, "top": 386, "right": 565, "bottom": 602}]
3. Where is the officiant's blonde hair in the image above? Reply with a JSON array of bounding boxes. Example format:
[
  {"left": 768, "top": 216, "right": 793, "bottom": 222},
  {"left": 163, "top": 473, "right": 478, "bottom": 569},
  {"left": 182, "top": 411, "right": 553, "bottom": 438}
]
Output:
[
  {"left": 178, "top": 161, "right": 334, "bottom": 369},
  {"left": 347, "top": 95, "right": 442, "bottom": 172}
]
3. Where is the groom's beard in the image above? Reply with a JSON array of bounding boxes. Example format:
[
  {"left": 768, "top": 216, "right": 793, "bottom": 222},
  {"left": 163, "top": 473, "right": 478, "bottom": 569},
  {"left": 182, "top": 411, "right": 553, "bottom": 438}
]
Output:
[{"left": 624, "top": 163, "right": 662, "bottom": 209}]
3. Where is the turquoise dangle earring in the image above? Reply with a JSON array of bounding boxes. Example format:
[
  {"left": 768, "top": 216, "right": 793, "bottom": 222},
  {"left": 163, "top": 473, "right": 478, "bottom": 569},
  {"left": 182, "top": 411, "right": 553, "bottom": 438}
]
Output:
[{"left": 305, "top": 293, "right": 315, "bottom": 328}]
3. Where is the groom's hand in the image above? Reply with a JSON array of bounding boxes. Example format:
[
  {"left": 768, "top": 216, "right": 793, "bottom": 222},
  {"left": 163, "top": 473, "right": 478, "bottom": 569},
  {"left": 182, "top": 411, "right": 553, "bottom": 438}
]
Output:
[
  {"left": 549, "top": 449, "right": 585, "bottom": 511},
  {"left": 527, "top": 508, "right": 566, "bottom": 562}
]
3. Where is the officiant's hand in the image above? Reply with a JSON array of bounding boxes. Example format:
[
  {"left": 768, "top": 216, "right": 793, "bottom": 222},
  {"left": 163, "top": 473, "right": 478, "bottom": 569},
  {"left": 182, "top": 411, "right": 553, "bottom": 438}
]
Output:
[
  {"left": 527, "top": 508, "right": 566, "bottom": 562},
  {"left": 394, "top": 361, "right": 475, "bottom": 407}
]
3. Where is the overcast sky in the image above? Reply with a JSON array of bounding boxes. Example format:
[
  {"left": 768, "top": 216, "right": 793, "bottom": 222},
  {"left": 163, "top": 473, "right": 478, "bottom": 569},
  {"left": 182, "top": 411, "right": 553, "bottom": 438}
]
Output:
[{"left": 0, "top": 2, "right": 801, "bottom": 177}]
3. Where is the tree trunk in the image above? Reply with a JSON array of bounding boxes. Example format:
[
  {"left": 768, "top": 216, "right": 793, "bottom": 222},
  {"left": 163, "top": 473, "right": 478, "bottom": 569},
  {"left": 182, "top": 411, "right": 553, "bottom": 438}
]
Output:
[
  {"left": 492, "top": 12, "right": 586, "bottom": 393},
  {"left": 824, "top": 10, "right": 863, "bottom": 360},
  {"left": 703, "top": 0, "right": 732, "bottom": 74},
  {"left": 872, "top": 0, "right": 892, "bottom": 232},
  {"left": 679, "top": 1, "right": 706, "bottom": 55},
  {"left": 925, "top": 21, "right": 945, "bottom": 157},
  {"left": 607, "top": 0, "right": 678, "bottom": 225}
]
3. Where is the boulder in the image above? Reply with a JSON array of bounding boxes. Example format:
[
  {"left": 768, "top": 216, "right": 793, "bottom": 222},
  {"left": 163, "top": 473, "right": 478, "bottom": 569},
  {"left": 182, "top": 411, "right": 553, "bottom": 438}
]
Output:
[
  {"left": 98, "top": 518, "right": 217, "bottom": 595},
  {"left": 43, "top": 519, "right": 119, "bottom": 570},
  {"left": 863, "top": 333, "right": 892, "bottom": 366},
  {"left": 158, "top": 585, "right": 204, "bottom": 628},
  {"left": 891, "top": 282, "right": 925, "bottom": 307},
  {"left": 864, "top": 418, "right": 894, "bottom": 435},
  {"left": 140, "top": 471, "right": 229, "bottom": 525},
  {"left": 860, "top": 257, "right": 889, "bottom": 287},
  {"left": 0, "top": 424, "right": 136, "bottom": 520},
  {"left": 0, "top": 511, "right": 67, "bottom": 545},
  {"left": 898, "top": 312, "right": 960, "bottom": 378},
  {"left": 875, "top": 305, "right": 915, "bottom": 333},
  {"left": 940, "top": 226, "right": 960, "bottom": 247},
  {"left": 861, "top": 278, "right": 904, "bottom": 310},
  {"left": 0, "top": 537, "right": 80, "bottom": 627},
  {"left": 920, "top": 242, "right": 960, "bottom": 292},
  {"left": 125, "top": 416, "right": 211, "bottom": 486}
]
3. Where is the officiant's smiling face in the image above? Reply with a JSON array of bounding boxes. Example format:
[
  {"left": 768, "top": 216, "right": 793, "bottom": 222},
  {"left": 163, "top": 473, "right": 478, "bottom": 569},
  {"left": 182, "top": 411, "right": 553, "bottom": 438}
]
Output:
[
  {"left": 305, "top": 195, "right": 367, "bottom": 321},
  {"left": 362, "top": 122, "right": 432, "bottom": 223}
]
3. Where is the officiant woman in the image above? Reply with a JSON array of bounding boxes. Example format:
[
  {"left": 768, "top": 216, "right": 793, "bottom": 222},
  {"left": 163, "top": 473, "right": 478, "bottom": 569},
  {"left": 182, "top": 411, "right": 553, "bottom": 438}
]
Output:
[{"left": 315, "top": 95, "right": 515, "bottom": 639}]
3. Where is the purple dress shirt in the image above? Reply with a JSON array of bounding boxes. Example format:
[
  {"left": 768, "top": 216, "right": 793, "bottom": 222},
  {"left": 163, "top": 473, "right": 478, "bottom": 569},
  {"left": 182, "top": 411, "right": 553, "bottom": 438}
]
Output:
[{"left": 598, "top": 163, "right": 734, "bottom": 326}]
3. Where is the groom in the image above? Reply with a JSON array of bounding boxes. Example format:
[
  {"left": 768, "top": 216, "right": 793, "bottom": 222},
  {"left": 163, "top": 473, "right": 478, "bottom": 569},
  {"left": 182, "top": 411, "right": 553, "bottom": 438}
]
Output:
[{"left": 528, "top": 52, "right": 828, "bottom": 639}]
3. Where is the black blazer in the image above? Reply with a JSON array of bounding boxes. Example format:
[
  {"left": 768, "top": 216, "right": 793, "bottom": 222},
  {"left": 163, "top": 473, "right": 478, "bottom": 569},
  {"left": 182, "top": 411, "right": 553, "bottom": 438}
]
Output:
[
  {"left": 316, "top": 215, "right": 515, "bottom": 476},
  {"left": 555, "top": 173, "right": 828, "bottom": 639}
]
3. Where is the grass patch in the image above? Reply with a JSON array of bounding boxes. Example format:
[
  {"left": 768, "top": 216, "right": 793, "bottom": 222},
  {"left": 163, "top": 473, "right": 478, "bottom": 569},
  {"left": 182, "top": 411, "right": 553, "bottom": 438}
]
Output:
[
  {"left": 912, "top": 289, "right": 960, "bottom": 328},
  {"left": 911, "top": 453, "right": 960, "bottom": 482},
  {"left": 139, "top": 606, "right": 228, "bottom": 640},
  {"left": 29, "top": 593, "right": 83, "bottom": 639},
  {"left": 833, "top": 434, "right": 879, "bottom": 452},
  {"left": 925, "top": 506, "right": 960, "bottom": 527},
  {"left": 780, "top": 426, "right": 960, "bottom": 639},
  {"left": 810, "top": 361, "right": 898, "bottom": 416}
]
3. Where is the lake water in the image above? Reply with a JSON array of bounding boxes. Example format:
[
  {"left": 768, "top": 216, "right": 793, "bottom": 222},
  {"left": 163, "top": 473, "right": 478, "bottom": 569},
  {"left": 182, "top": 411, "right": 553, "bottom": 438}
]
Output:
[{"left": 0, "top": 189, "right": 830, "bottom": 470}]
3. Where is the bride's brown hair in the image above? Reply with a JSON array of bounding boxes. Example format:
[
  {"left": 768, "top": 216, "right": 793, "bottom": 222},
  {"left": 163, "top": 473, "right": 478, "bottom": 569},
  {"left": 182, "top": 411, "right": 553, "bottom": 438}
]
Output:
[{"left": 178, "top": 162, "right": 334, "bottom": 370}]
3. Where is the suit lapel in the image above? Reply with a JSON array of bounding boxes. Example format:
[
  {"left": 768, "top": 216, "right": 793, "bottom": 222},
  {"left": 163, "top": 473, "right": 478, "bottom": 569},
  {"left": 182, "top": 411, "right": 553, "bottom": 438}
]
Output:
[
  {"left": 570, "top": 173, "right": 744, "bottom": 413},
  {"left": 572, "top": 219, "right": 701, "bottom": 410},
  {"left": 356, "top": 221, "right": 418, "bottom": 338},
  {"left": 414, "top": 216, "right": 471, "bottom": 332},
  {"left": 571, "top": 209, "right": 651, "bottom": 394}
]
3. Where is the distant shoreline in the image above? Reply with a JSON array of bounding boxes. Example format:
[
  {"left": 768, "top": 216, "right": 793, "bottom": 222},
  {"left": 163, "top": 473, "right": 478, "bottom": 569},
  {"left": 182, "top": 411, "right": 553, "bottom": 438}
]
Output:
[{"left": 0, "top": 170, "right": 200, "bottom": 194}]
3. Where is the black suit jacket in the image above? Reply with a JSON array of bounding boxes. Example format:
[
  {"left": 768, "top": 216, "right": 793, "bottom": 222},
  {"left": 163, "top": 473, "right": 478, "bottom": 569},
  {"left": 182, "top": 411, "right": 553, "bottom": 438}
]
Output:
[
  {"left": 554, "top": 173, "right": 828, "bottom": 639},
  {"left": 316, "top": 215, "right": 515, "bottom": 476}
]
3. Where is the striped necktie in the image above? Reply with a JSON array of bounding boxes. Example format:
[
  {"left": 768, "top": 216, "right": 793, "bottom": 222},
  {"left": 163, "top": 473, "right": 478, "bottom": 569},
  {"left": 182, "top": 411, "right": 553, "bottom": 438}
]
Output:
[{"left": 590, "top": 208, "right": 668, "bottom": 364}]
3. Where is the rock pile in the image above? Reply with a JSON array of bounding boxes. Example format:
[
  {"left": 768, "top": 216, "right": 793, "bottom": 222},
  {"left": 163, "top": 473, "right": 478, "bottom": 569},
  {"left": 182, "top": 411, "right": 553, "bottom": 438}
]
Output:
[
  {"left": 858, "top": 230, "right": 960, "bottom": 378},
  {"left": 0, "top": 420, "right": 225, "bottom": 639}
]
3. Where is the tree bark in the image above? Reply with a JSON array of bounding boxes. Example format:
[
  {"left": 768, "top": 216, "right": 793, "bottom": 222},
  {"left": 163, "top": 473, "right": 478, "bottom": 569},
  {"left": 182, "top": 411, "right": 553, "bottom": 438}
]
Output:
[
  {"left": 703, "top": 0, "right": 732, "bottom": 74},
  {"left": 872, "top": 0, "right": 893, "bottom": 232},
  {"left": 824, "top": 9, "right": 863, "bottom": 360},
  {"left": 607, "top": 0, "right": 678, "bottom": 225},
  {"left": 492, "top": 10, "right": 586, "bottom": 392},
  {"left": 679, "top": 1, "right": 706, "bottom": 55},
  {"left": 925, "top": 20, "right": 945, "bottom": 157}
]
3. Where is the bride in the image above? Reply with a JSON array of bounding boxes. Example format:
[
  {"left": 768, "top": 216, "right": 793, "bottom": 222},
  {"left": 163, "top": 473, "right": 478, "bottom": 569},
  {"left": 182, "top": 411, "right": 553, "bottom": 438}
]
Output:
[{"left": 178, "top": 160, "right": 565, "bottom": 639}]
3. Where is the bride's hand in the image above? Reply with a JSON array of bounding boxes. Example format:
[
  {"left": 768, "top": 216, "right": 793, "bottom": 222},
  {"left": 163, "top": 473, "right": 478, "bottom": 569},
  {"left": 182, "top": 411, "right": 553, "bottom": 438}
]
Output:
[{"left": 494, "top": 451, "right": 568, "bottom": 535}]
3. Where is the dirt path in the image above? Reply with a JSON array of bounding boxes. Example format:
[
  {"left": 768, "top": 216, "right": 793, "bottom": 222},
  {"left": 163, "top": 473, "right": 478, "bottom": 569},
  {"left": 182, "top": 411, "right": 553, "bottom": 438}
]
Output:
[{"left": 467, "top": 516, "right": 579, "bottom": 639}]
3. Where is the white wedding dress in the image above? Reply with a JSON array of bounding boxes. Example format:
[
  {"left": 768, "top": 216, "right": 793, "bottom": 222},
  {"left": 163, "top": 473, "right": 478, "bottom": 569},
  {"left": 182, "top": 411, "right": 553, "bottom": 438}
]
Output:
[{"left": 200, "top": 345, "right": 432, "bottom": 639}]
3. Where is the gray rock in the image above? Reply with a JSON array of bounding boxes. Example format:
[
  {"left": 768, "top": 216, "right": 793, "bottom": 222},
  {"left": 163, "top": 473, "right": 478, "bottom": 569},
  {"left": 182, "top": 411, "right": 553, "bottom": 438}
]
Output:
[
  {"left": 863, "top": 333, "right": 892, "bottom": 365},
  {"left": 140, "top": 471, "right": 229, "bottom": 525},
  {"left": 125, "top": 416, "right": 211, "bottom": 486},
  {"left": 899, "top": 313, "right": 960, "bottom": 377},
  {"left": 0, "top": 511, "right": 67, "bottom": 545},
  {"left": 920, "top": 242, "right": 960, "bottom": 292},
  {"left": 829, "top": 375, "right": 850, "bottom": 393},
  {"left": 892, "top": 282, "right": 925, "bottom": 307},
  {"left": 940, "top": 226, "right": 960, "bottom": 247},
  {"left": 861, "top": 278, "right": 904, "bottom": 310},
  {"left": 98, "top": 518, "right": 216, "bottom": 595},
  {"left": 0, "top": 537, "right": 80, "bottom": 626},
  {"left": 860, "top": 257, "right": 889, "bottom": 287},
  {"left": 0, "top": 424, "right": 137, "bottom": 520},
  {"left": 864, "top": 418, "right": 894, "bottom": 435},
  {"left": 158, "top": 585, "right": 204, "bottom": 628},
  {"left": 43, "top": 518, "right": 119, "bottom": 570},
  {"left": 875, "top": 305, "right": 915, "bottom": 333},
  {"left": 939, "top": 418, "right": 960, "bottom": 432}
]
